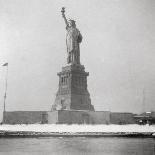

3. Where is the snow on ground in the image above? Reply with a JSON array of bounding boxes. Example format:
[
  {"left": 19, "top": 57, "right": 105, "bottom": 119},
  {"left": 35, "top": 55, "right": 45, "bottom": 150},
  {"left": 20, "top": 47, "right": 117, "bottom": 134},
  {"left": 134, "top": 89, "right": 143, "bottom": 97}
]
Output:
[{"left": 0, "top": 124, "right": 155, "bottom": 133}]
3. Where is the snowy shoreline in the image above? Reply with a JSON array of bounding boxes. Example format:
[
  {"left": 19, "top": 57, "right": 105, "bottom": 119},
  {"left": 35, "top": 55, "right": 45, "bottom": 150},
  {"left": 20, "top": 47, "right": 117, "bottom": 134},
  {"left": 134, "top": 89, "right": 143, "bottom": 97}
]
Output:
[
  {"left": 0, "top": 124, "right": 155, "bottom": 133},
  {"left": 0, "top": 124, "right": 155, "bottom": 138}
]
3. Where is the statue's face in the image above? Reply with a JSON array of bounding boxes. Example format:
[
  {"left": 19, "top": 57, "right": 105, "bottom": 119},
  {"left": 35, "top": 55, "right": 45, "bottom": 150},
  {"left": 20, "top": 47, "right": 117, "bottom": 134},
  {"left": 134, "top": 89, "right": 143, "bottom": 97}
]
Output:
[{"left": 69, "top": 20, "right": 76, "bottom": 27}]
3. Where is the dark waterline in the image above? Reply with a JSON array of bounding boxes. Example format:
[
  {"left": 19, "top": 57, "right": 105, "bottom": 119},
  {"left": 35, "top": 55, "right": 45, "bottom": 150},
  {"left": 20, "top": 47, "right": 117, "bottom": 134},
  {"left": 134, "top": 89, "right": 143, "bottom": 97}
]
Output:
[{"left": 0, "top": 137, "right": 154, "bottom": 155}]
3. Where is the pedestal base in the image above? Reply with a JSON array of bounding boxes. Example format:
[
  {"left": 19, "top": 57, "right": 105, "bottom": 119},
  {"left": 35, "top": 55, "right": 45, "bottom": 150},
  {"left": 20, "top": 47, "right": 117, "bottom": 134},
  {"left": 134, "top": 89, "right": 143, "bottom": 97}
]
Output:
[{"left": 52, "top": 64, "right": 94, "bottom": 111}]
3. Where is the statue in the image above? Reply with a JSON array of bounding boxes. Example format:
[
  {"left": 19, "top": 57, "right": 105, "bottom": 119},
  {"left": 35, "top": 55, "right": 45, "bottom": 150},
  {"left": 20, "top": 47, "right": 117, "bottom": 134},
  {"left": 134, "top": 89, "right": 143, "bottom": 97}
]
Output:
[{"left": 61, "top": 7, "right": 82, "bottom": 64}]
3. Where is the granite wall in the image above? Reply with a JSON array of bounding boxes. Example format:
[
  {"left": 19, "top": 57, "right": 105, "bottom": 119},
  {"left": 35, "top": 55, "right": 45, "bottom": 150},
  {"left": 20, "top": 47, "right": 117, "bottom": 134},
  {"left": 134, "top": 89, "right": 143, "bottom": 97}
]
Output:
[
  {"left": 4, "top": 110, "right": 136, "bottom": 125},
  {"left": 47, "top": 111, "right": 58, "bottom": 124},
  {"left": 58, "top": 110, "right": 89, "bottom": 124},
  {"left": 110, "top": 112, "right": 136, "bottom": 124},
  {"left": 47, "top": 110, "right": 110, "bottom": 124},
  {"left": 4, "top": 111, "right": 46, "bottom": 124},
  {"left": 88, "top": 111, "right": 110, "bottom": 124}
]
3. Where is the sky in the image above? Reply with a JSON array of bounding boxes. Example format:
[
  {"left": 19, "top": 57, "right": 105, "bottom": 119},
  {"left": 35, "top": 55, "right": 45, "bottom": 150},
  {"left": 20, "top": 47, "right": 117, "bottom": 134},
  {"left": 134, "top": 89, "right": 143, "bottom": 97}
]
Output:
[{"left": 0, "top": 0, "right": 155, "bottom": 121}]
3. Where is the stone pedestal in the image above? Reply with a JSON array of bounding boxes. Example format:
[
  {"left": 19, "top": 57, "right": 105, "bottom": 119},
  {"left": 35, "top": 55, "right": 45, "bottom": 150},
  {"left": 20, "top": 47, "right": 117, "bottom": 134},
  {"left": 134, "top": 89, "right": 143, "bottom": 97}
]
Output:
[{"left": 52, "top": 64, "right": 94, "bottom": 111}]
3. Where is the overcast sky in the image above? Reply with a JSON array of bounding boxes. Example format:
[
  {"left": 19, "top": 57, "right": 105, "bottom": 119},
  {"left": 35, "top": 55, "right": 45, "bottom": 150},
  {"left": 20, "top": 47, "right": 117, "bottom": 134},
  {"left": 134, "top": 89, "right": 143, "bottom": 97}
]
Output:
[{"left": 0, "top": 0, "right": 155, "bottom": 121}]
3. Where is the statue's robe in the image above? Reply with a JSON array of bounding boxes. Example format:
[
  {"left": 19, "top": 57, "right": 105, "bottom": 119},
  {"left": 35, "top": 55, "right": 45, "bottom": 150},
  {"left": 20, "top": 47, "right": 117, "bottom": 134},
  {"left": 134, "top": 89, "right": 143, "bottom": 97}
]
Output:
[{"left": 66, "top": 26, "right": 82, "bottom": 64}]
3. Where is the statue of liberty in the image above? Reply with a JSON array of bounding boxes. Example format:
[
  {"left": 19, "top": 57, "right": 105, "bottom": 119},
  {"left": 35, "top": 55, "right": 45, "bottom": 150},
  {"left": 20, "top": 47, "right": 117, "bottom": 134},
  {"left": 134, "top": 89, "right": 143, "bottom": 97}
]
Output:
[{"left": 61, "top": 7, "right": 82, "bottom": 64}]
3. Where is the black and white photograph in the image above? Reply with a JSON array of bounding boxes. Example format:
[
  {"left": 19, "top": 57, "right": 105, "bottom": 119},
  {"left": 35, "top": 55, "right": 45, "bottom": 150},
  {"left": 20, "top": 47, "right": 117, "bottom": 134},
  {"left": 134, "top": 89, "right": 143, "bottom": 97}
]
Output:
[{"left": 0, "top": 0, "right": 155, "bottom": 154}]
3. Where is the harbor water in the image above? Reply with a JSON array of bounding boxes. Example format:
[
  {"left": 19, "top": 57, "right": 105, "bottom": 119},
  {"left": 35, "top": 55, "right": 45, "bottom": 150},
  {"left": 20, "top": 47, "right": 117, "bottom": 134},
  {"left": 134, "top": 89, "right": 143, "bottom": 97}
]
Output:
[{"left": 0, "top": 137, "right": 154, "bottom": 155}]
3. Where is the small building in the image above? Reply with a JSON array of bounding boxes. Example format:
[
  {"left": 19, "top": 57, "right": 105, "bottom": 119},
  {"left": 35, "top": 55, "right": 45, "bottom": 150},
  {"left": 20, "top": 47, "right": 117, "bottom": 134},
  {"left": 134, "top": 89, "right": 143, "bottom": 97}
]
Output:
[{"left": 134, "top": 112, "right": 155, "bottom": 125}]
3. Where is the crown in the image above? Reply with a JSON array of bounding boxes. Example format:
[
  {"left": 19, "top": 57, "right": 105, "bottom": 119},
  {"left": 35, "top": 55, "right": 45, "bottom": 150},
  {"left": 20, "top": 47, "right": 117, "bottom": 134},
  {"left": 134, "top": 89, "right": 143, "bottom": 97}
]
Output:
[{"left": 69, "top": 19, "right": 76, "bottom": 23}]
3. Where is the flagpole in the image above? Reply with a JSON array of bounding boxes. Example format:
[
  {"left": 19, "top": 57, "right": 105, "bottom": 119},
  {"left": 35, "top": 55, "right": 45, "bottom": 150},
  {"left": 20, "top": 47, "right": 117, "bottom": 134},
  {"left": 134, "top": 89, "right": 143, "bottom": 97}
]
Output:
[{"left": 3, "top": 64, "right": 8, "bottom": 123}]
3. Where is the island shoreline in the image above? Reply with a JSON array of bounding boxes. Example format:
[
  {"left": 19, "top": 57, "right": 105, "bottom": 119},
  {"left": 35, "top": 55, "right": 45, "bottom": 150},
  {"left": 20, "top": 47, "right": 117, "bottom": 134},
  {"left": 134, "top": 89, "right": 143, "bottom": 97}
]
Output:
[{"left": 0, "top": 130, "right": 154, "bottom": 138}]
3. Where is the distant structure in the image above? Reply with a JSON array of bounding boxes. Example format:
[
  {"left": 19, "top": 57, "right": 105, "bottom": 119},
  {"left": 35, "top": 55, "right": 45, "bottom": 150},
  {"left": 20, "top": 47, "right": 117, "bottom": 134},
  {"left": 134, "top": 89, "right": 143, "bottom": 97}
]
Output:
[{"left": 51, "top": 8, "right": 94, "bottom": 111}]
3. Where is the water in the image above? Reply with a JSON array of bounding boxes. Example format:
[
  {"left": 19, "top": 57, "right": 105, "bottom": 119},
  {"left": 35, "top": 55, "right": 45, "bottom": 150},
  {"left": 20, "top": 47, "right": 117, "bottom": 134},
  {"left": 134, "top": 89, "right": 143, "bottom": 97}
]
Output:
[{"left": 0, "top": 137, "right": 154, "bottom": 155}]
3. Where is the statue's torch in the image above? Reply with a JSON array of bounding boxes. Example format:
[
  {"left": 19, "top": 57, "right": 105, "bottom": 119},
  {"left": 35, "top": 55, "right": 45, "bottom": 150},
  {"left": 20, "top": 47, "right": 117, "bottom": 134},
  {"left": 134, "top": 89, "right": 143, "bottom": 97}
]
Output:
[{"left": 61, "top": 7, "right": 65, "bottom": 16}]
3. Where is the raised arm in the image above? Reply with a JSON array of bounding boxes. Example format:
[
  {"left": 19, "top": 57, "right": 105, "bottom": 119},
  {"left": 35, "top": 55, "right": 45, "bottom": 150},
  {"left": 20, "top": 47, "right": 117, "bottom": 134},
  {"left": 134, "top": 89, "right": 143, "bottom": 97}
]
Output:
[{"left": 61, "top": 7, "right": 68, "bottom": 27}]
